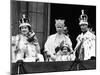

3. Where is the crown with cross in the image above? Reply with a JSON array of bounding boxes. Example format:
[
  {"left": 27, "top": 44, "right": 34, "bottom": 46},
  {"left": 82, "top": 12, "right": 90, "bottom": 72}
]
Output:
[
  {"left": 79, "top": 10, "right": 88, "bottom": 25},
  {"left": 19, "top": 14, "right": 31, "bottom": 27}
]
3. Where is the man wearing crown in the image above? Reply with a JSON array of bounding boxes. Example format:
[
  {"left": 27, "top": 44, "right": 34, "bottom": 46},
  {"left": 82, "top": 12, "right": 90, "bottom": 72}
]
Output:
[
  {"left": 12, "top": 14, "right": 44, "bottom": 62},
  {"left": 74, "top": 10, "right": 96, "bottom": 60},
  {"left": 44, "top": 19, "right": 75, "bottom": 61}
]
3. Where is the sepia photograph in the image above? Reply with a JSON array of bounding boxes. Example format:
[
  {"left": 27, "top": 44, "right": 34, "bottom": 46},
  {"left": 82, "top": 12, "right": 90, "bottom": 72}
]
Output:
[{"left": 11, "top": 0, "right": 96, "bottom": 74}]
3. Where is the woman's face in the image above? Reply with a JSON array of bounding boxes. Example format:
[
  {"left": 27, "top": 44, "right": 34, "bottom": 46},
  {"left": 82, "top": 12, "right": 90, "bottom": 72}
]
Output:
[
  {"left": 55, "top": 24, "right": 64, "bottom": 34},
  {"left": 20, "top": 26, "right": 29, "bottom": 35}
]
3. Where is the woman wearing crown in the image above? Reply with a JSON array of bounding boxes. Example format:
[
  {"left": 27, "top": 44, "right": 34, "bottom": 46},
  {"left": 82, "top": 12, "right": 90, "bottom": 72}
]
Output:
[
  {"left": 44, "top": 19, "right": 75, "bottom": 61},
  {"left": 12, "top": 14, "right": 44, "bottom": 62}
]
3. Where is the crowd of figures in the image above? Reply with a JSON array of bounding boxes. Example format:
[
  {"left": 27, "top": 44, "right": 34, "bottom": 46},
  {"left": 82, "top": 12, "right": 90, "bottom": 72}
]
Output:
[{"left": 11, "top": 10, "right": 96, "bottom": 62}]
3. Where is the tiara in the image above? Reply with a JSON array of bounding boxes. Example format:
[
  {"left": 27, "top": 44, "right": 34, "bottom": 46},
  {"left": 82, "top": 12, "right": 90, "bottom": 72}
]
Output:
[{"left": 55, "top": 19, "right": 65, "bottom": 26}]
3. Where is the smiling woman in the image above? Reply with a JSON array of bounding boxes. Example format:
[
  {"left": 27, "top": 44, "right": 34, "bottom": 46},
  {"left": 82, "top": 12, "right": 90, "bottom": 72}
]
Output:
[
  {"left": 11, "top": 1, "right": 49, "bottom": 49},
  {"left": 11, "top": 0, "right": 50, "bottom": 62},
  {"left": 11, "top": 14, "right": 44, "bottom": 63}
]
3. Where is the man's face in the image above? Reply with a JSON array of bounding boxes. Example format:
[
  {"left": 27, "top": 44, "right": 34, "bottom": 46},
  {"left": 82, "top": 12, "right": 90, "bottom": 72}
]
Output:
[
  {"left": 63, "top": 27, "right": 68, "bottom": 35},
  {"left": 20, "top": 26, "right": 29, "bottom": 35},
  {"left": 80, "top": 24, "right": 88, "bottom": 32},
  {"left": 55, "top": 24, "right": 64, "bottom": 33}
]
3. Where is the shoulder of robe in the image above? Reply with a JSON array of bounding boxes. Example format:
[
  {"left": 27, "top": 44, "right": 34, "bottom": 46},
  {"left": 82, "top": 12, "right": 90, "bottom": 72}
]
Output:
[
  {"left": 47, "top": 33, "right": 56, "bottom": 39},
  {"left": 86, "top": 31, "right": 95, "bottom": 40}
]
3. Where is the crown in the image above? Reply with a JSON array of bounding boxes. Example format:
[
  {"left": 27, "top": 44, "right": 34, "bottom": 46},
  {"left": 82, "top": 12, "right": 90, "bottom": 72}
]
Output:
[
  {"left": 19, "top": 14, "right": 29, "bottom": 24},
  {"left": 19, "top": 14, "right": 31, "bottom": 27},
  {"left": 55, "top": 19, "right": 65, "bottom": 26},
  {"left": 79, "top": 10, "right": 88, "bottom": 25}
]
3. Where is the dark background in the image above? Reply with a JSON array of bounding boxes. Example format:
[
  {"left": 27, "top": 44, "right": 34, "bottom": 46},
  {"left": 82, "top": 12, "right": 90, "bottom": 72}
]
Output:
[{"left": 50, "top": 3, "right": 96, "bottom": 48}]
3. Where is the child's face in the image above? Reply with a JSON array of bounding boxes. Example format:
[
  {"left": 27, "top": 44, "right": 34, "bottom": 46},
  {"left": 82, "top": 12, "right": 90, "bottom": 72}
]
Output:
[
  {"left": 62, "top": 50, "right": 68, "bottom": 55},
  {"left": 62, "top": 46, "right": 68, "bottom": 55},
  {"left": 21, "top": 26, "right": 29, "bottom": 35},
  {"left": 63, "top": 46, "right": 68, "bottom": 50}
]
